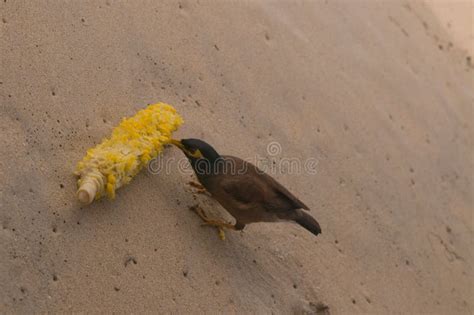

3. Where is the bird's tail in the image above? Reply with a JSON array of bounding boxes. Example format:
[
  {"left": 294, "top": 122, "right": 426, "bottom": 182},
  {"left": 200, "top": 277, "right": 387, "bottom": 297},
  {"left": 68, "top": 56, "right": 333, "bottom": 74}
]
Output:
[{"left": 295, "top": 211, "right": 321, "bottom": 236}]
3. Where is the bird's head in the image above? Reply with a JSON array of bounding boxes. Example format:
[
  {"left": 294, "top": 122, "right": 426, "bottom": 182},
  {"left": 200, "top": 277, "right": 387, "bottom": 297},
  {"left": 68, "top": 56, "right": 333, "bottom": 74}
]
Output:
[{"left": 170, "top": 138, "right": 220, "bottom": 163}]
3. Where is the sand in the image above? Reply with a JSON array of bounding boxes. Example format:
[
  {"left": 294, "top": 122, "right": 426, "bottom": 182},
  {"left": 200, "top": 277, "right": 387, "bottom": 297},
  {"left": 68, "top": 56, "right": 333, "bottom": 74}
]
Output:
[{"left": 1, "top": 1, "right": 472, "bottom": 314}]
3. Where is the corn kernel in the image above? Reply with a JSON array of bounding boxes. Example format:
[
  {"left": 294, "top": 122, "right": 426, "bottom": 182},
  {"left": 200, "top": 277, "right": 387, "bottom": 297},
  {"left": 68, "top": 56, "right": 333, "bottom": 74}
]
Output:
[{"left": 75, "top": 102, "right": 183, "bottom": 203}]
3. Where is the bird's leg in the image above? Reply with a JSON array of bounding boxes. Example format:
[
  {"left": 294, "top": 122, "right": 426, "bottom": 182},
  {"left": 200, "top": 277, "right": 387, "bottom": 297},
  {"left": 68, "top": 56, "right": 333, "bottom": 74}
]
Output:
[
  {"left": 189, "top": 205, "right": 236, "bottom": 240},
  {"left": 191, "top": 204, "right": 235, "bottom": 227},
  {"left": 195, "top": 188, "right": 208, "bottom": 195},
  {"left": 190, "top": 204, "right": 210, "bottom": 221},
  {"left": 188, "top": 180, "right": 204, "bottom": 190},
  {"left": 188, "top": 181, "right": 211, "bottom": 196},
  {"left": 201, "top": 220, "right": 237, "bottom": 230},
  {"left": 200, "top": 218, "right": 239, "bottom": 241}
]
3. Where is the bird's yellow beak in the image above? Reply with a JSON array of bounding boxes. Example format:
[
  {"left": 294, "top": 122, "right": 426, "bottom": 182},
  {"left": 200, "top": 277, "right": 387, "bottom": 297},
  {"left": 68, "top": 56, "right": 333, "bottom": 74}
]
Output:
[
  {"left": 170, "top": 139, "right": 203, "bottom": 158},
  {"left": 170, "top": 138, "right": 185, "bottom": 150}
]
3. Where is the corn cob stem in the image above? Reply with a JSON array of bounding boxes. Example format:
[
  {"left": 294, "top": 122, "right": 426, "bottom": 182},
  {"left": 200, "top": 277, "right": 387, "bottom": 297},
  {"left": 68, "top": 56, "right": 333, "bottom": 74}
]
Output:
[{"left": 77, "top": 170, "right": 105, "bottom": 204}]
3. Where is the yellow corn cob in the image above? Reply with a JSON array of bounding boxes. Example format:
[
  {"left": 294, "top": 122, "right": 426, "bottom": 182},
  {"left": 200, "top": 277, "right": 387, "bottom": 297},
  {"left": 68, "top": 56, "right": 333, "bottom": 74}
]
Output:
[{"left": 74, "top": 102, "right": 183, "bottom": 204}]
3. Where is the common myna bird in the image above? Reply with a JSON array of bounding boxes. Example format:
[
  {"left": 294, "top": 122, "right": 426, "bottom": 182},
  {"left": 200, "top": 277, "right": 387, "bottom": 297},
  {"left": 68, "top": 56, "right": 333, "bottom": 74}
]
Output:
[{"left": 171, "top": 138, "right": 321, "bottom": 237}]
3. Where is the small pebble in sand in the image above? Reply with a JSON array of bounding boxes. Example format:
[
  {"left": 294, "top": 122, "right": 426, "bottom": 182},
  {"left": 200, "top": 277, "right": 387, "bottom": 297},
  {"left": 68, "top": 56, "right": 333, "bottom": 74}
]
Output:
[{"left": 124, "top": 256, "right": 137, "bottom": 267}]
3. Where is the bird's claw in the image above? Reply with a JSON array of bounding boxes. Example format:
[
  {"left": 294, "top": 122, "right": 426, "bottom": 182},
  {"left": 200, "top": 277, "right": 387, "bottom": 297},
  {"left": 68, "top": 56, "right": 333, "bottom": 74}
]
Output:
[
  {"left": 201, "top": 221, "right": 237, "bottom": 240},
  {"left": 188, "top": 181, "right": 211, "bottom": 196},
  {"left": 190, "top": 204, "right": 232, "bottom": 240},
  {"left": 188, "top": 181, "right": 205, "bottom": 190},
  {"left": 218, "top": 227, "right": 226, "bottom": 240}
]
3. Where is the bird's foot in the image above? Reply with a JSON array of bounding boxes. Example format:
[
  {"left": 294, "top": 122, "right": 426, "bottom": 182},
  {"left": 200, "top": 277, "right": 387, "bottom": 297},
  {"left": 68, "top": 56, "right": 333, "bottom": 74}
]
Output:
[
  {"left": 195, "top": 188, "right": 208, "bottom": 195},
  {"left": 200, "top": 220, "right": 237, "bottom": 230},
  {"left": 201, "top": 220, "right": 237, "bottom": 241},
  {"left": 188, "top": 181, "right": 205, "bottom": 190},
  {"left": 189, "top": 205, "right": 234, "bottom": 240},
  {"left": 190, "top": 204, "right": 210, "bottom": 221},
  {"left": 188, "top": 181, "right": 211, "bottom": 196}
]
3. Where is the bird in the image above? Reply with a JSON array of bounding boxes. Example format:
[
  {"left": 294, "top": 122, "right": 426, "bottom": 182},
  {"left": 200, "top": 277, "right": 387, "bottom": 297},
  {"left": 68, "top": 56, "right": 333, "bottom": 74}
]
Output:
[{"left": 170, "top": 138, "right": 321, "bottom": 238}]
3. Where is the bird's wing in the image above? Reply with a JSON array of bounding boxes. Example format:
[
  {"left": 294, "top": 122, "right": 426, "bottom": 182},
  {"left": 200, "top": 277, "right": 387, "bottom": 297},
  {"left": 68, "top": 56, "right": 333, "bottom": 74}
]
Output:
[
  {"left": 220, "top": 175, "right": 265, "bottom": 205},
  {"left": 262, "top": 172, "right": 310, "bottom": 211},
  {"left": 222, "top": 155, "right": 309, "bottom": 211}
]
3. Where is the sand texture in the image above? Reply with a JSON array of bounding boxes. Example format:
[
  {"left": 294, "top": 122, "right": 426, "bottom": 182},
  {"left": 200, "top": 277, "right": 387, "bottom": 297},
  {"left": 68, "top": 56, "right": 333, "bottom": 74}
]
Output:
[{"left": 1, "top": 1, "right": 472, "bottom": 314}]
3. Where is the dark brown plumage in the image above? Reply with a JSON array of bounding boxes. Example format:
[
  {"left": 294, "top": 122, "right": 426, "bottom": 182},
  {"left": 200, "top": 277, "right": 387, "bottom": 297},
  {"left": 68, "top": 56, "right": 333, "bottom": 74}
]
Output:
[{"left": 171, "top": 138, "right": 321, "bottom": 236}]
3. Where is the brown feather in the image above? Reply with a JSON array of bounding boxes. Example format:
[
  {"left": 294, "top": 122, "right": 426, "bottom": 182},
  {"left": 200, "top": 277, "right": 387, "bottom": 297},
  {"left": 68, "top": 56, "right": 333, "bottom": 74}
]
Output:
[{"left": 196, "top": 156, "right": 311, "bottom": 225}]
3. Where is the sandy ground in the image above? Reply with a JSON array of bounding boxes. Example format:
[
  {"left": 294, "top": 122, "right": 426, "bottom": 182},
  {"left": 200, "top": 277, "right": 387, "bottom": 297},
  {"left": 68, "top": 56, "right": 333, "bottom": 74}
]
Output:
[
  {"left": 1, "top": 1, "right": 473, "bottom": 314},
  {"left": 428, "top": 0, "right": 473, "bottom": 55}
]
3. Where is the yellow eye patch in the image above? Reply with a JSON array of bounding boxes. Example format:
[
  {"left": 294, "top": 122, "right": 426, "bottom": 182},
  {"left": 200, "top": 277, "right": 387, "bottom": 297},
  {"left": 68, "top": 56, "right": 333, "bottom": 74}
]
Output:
[{"left": 187, "top": 149, "right": 203, "bottom": 159}]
